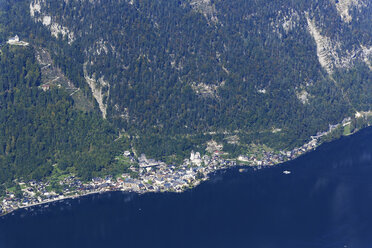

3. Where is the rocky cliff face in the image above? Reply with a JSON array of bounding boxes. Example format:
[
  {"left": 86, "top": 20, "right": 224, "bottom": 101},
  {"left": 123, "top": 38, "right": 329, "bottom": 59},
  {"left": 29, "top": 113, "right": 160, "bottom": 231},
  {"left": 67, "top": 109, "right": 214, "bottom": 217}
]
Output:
[
  {"left": 83, "top": 63, "right": 110, "bottom": 119},
  {"left": 189, "top": 0, "right": 218, "bottom": 23},
  {"left": 333, "top": 0, "right": 367, "bottom": 23},
  {"left": 30, "top": 0, "right": 75, "bottom": 43},
  {"left": 306, "top": 11, "right": 371, "bottom": 74}
]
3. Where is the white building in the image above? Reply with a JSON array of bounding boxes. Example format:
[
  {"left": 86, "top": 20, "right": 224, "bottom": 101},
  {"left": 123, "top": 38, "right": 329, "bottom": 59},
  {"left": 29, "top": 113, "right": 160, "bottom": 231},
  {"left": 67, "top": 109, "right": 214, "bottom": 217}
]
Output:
[
  {"left": 190, "top": 151, "right": 202, "bottom": 166},
  {"left": 7, "top": 35, "right": 29, "bottom": 46},
  {"left": 238, "top": 155, "right": 250, "bottom": 162}
]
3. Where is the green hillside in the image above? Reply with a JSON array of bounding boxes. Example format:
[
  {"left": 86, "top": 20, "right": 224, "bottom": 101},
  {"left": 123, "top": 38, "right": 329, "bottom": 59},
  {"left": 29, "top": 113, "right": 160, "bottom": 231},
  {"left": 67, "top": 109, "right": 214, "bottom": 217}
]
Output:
[{"left": 0, "top": 0, "right": 371, "bottom": 187}]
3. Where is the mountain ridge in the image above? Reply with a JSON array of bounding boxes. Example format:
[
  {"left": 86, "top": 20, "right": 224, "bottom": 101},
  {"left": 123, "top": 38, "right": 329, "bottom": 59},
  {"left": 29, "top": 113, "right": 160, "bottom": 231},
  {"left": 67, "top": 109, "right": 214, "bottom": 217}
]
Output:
[{"left": 0, "top": 0, "right": 371, "bottom": 186}]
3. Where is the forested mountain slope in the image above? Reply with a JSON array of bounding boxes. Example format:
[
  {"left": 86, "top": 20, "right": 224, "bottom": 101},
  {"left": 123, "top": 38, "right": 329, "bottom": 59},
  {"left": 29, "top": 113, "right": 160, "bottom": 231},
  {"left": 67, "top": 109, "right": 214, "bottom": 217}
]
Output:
[
  {"left": 0, "top": 0, "right": 371, "bottom": 183},
  {"left": 24, "top": 0, "right": 371, "bottom": 133},
  {"left": 0, "top": 45, "right": 134, "bottom": 187}
]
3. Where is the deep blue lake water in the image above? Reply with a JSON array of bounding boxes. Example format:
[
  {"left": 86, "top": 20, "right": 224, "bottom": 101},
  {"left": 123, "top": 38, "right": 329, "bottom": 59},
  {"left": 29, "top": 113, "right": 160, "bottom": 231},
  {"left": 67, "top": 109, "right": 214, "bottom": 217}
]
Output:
[{"left": 1, "top": 127, "right": 372, "bottom": 248}]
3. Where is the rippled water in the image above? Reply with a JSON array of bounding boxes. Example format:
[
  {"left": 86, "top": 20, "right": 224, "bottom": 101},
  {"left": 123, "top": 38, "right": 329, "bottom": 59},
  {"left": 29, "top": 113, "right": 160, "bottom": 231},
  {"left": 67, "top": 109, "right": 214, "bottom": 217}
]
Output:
[{"left": 1, "top": 127, "right": 372, "bottom": 248}]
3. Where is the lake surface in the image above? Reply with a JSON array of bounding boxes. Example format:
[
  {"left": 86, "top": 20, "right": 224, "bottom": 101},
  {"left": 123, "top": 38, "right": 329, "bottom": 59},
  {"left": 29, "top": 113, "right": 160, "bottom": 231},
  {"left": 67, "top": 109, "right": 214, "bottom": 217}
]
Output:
[{"left": 1, "top": 127, "right": 372, "bottom": 248}]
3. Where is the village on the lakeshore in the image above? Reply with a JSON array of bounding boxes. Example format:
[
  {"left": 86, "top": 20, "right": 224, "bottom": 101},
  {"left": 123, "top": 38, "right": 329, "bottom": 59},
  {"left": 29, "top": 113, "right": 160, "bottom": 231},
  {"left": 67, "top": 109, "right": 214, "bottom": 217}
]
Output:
[
  {"left": 2, "top": 110, "right": 372, "bottom": 216},
  {"left": 0, "top": 132, "right": 321, "bottom": 216}
]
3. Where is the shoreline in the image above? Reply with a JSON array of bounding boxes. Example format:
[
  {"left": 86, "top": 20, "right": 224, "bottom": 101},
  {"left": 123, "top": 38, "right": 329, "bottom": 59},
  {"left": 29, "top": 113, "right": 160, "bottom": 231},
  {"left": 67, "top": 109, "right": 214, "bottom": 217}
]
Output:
[
  {"left": 0, "top": 158, "right": 300, "bottom": 218},
  {"left": 1, "top": 121, "right": 371, "bottom": 218},
  {"left": 1, "top": 176, "right": 209, "bottom": 218}
]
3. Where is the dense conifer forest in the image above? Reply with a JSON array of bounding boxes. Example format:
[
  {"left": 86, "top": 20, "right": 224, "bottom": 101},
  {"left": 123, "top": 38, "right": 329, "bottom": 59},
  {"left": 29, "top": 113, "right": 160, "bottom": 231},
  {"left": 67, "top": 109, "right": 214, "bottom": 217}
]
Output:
[{"left": 0, "top": 0, "right": 371, "bottom": 187}]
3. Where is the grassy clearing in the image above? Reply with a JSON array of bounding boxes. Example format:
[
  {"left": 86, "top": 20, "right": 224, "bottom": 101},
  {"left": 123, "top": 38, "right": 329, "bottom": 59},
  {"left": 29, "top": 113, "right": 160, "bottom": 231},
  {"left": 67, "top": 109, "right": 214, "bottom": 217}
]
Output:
[
  {"left": 343, "top": 124, "right": 351, "bottom": 136},
  {"left": 47, "top": 165, "right": 72, "bottom": 183},
  {"left": 7, "top": 186, "right": 16, "bottom": 193}
]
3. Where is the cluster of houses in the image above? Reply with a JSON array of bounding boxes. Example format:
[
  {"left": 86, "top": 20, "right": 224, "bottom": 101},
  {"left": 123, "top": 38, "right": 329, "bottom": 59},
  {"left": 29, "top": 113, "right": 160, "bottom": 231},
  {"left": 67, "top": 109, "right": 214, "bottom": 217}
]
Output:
[
  {"left": 0, "top": 133, "right": 323, "bottom": 216},
  {"left": 0, "top": 177, "right": 83, "bottom": 214},
  {"left": 237, "top": 137, "right": 318, "bottom": 166},
  {"left": 0, "top": 150, "right": 237, "bottom": 215}
]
